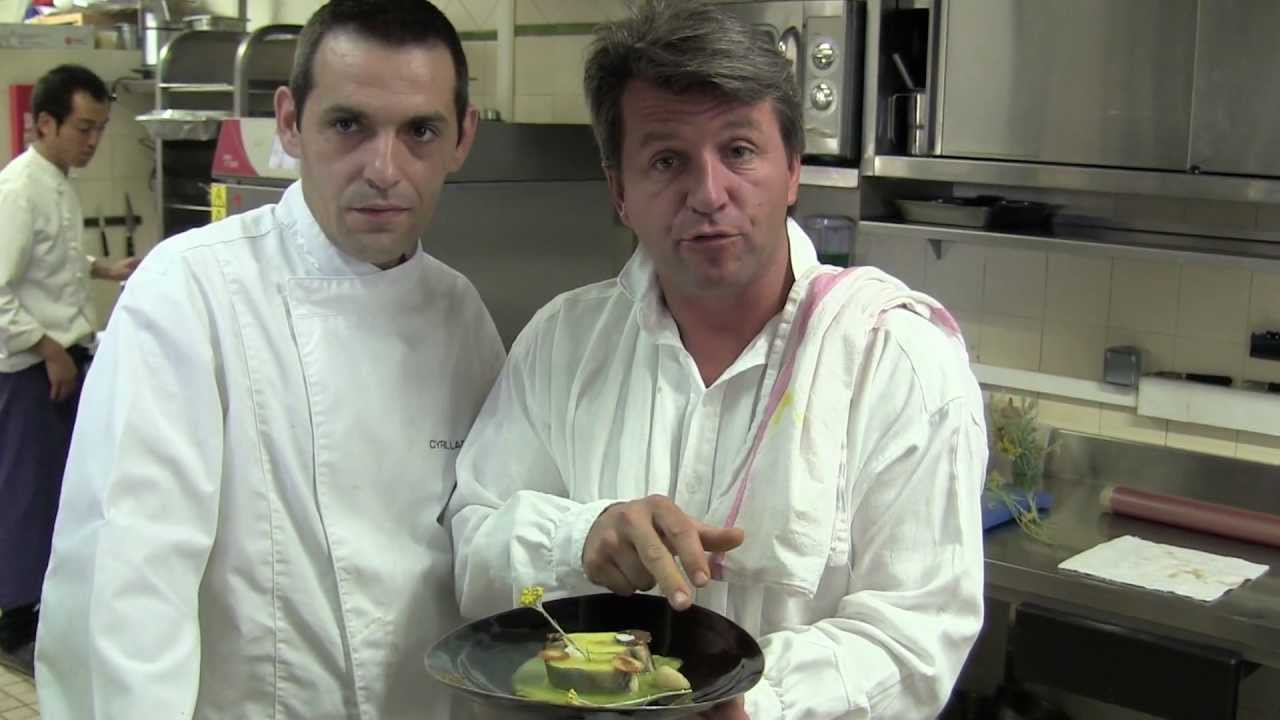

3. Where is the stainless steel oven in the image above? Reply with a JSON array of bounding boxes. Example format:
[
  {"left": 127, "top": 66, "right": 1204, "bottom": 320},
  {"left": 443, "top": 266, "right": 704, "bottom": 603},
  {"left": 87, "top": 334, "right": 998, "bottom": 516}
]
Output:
[{"left": 712, "top": 1, "right": 865, "bottom": 165}]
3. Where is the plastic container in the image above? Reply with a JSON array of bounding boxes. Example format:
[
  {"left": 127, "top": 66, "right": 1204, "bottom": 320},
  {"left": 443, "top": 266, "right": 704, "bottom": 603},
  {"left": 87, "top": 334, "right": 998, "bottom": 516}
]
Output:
[{"left": 801, "top": 215, "right": 855, "bottom": 267}]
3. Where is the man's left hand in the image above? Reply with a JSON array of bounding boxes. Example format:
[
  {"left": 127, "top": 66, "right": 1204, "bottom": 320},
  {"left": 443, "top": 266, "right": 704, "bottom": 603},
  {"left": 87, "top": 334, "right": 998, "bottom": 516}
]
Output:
[
  {"left": 93, "top": 257, "right": 141, "bottom": 283},
  {"left": 700, "top": 697, "right": 748, "bottom": 720}
]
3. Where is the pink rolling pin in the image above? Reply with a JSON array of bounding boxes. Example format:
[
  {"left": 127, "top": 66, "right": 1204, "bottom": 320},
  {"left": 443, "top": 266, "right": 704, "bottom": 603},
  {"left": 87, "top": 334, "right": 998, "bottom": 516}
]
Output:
[{"left": 1101, "top": 485, "right": 1280, "bottom": 549}]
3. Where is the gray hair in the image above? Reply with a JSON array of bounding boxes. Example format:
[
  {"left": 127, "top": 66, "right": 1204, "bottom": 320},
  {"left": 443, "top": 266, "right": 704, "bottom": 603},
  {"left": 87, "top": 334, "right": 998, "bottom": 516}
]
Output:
[{"left": 583, "top": 0, "right": 804, "bottom": 170}]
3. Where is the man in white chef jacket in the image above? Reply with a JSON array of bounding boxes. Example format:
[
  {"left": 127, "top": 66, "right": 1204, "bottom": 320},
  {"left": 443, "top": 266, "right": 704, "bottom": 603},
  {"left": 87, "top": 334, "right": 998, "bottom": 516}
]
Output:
[
  {"left": 448, "top": 1, "right": 987, "bottom": 719},
  {"left": 0, "top": 64, "right": 138, "bottom": 677},
  {"left": 36, "top": 1, "right": 504, "bottom": 717}
]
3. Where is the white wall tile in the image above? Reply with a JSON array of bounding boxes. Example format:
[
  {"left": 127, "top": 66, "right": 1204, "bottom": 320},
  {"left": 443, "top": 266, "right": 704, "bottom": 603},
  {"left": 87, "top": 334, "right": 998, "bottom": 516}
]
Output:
[
  {"left": 1173, "top": 335, "right": 1244, "bottom": 379},
  {"left": 515, "top": 0, "right": 546, "bottom": 23},
  {"left": 463, "top": 40, "right": 497, "bottom": 96},
  {"left": 979, "top": 314, "right": 1042, "bottom": 371},
  {"left": 1242, "top": 356, "right": 1280, "bottom": 384},
  {"left": 273, "top": 0, "right": 319, "bottom": 24},
  {"left": 1248, "top": 271, "right": 1280, "bottom": 331},
  {"left": 861, "top": 235, "right": 926, "bottom": 289},
  {"left": 952, "top": 309, "right": 982, "bottom": 362},
  {"left": 983, "top": 248, "right": 1046, "bottom": 320},
  {"left": 527, "top": 0, "right": 561, "bottom": 22},
  {"left": 1236, "top": 431, "right": 1280, "bottom": 465},
  {"left": 1040, "top": 323, "right": 1107, "bottom": 381},
  {"left": 1045, "top": 253, "right": 1111, "bottom": 325},
  {"left": 554, "top": 35, "right": 593, "bottom": 95},
  {"left": 514, "top": 37, "right": 562, "bottom": 95},
  {"left": 438, "top": 0, "right": 477, "bottom": 31},
  {"left": 1099, "top": 407, "right": 1167, "bottom": 446},
  {"left": 924, "top": 242, "right": 984, "bottom": 313},
  {"left": 1037, "top": 396, "right": 1101, "bottom": 435},
  {"left": 513, "top": 94, "right": 553, "bottom": 123},
  {"left": 534, "top": 0, "right": 627, "bottom": 23},
  {"left": 1177, "top": 265, "right": 1251, "bottom": 340},
  {"left": 1166, "top": 421, "right": 1237, "bottom": 457},
  {"left": 1106, "top": 327, "right": 1176, "bottom": 374},
  {"left": 111, "top": 128, "right": 155, "bottom": 183},
  {"left": 463, "top": 0, "right": 500, "bottom": 28},
  {"left": 1109, "top": 259, "right": 1180, "bottom": 334},
  {"left": 551, "top": 93, "right": 590, "bottom": 124}
]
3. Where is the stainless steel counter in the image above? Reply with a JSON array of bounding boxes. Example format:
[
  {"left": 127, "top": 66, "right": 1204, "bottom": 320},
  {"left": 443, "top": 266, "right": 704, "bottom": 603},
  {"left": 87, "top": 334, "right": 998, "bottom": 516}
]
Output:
[{"left": 984, "top": 442, "right": 1280, "bottom": 669}]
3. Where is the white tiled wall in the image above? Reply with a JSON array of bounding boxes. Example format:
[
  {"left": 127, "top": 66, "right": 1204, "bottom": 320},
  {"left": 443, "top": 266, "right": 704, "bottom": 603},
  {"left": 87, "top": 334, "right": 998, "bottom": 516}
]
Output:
[
  {"left": 859, "top": 212, "right": 1280, "bottom": 464},
  {"left": 0, "top": 49, "right": 161, "bottom": 331}
]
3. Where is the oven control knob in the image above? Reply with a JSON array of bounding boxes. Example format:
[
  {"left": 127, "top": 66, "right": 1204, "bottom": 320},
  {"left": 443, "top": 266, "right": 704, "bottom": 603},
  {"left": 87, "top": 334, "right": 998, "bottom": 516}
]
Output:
[
  {"left": 812, "top": 41, "right": 837, "bottom": 70},
  {"left": 810, "top": 82, "right": 836, "bottom": 111}
]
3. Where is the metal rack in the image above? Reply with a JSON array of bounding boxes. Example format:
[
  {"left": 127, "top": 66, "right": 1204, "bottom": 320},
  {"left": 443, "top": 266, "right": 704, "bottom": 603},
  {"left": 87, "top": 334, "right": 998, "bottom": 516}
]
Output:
[
  {"left": 147, "top": 25, "right": 299, "bottom": 239},
  {"left": 233, "top": 25, "right": 301, "bottom": 117},
  {"left": 152, "top": 29, "right": 244, "bottom": 240}
]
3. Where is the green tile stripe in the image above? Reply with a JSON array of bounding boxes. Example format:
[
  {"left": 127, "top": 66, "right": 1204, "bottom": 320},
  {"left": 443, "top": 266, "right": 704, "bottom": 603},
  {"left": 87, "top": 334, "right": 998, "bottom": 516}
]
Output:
[{"left": 459, "top": 22, "right": 599, "bottom": 42}]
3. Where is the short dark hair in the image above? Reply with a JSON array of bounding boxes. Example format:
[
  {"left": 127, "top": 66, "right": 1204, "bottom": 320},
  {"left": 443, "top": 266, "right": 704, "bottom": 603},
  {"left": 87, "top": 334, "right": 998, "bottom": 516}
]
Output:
[
  {"left": 289, "top": 0, "right": 469, "bottom": 137},
  {"left": 32, "top": 64, "right": 110, "bottom": 131},
  {"left": 584, "top": 0, "right": 803, "bottom": 170}
]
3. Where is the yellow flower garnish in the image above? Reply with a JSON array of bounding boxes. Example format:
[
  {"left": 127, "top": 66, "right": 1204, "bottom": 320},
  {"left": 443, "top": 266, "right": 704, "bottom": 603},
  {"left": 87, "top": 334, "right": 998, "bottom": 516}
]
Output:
[
  {"left": 520, "top": 585, "right": 545, "bottom": 607},
  {"left": 566, "top": 689, "right": 580, "bottom": 705},
  {"left": 519, "top": 584, "right": 589, "bottom": 660}
]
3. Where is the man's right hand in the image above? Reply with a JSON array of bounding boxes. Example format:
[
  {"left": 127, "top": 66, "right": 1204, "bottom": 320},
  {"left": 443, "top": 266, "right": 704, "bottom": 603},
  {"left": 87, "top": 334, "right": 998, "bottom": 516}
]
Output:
[
  {"left": 583, "top": 495, "right": 745, "bottom": 611},
  {"left": 35, "top": 337, "right": 78, "bottom": 402}
]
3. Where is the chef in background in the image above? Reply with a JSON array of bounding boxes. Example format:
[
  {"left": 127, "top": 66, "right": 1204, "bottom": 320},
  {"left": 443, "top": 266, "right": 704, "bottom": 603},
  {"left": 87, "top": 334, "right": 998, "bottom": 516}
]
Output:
[
  {"left": 35, "top": 1, "right": 504, "bottom": 717},
  {"left": 0, "top": 64, "right": 137, "bottom": 677}
]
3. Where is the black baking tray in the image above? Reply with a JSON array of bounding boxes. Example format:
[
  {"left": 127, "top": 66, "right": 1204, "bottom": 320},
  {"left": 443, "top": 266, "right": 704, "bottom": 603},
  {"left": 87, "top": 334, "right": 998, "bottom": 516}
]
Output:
[{"left": 896, "top": 197, "right": 1054, "bottom": 229}]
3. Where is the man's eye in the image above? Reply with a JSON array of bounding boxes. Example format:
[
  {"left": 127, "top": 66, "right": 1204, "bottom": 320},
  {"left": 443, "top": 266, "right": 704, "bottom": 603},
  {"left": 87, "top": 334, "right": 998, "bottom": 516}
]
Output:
[
  {"left": 652, "top": 155, "right": 677, "bottom": 171},
  {"left": 727, "top": 145, "right": 757, "bottom": 161},
  {"left": 411, "top": 123, "right": 438, "bottom": 141},
  {"left": 333, "top": 118, "right": 358, "bottom": 134}
]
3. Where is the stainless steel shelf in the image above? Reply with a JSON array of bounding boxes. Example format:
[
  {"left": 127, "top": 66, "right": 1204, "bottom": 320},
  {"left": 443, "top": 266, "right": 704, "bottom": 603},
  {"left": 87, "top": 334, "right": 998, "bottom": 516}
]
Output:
[
  {"left": 871, "top": 155, "right": 1280, "bottom": 206},
  {"left": 114, "top": 78, "right": 156, "bottom": 95},
  {"left": 165, "top": 203, "right": 214, "bottom": 212},
  {"left": 799, "top": 165, "right": 860, "bottom": 189},
  {"left": 157, "top": 83, "right": 236, "bottom": 93},
  {"left": 859, "top": 219, "right": 1280, "bottom": 272}
]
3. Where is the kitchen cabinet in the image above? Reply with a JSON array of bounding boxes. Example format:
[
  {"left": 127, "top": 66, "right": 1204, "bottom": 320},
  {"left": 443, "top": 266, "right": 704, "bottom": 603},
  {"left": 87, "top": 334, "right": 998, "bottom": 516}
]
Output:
[
  {"left": 935, "top": 0, "right": 1198, "bottom": 171},
  {"left": 1189, "top": 0, "right": 1280, "bottom": 178}
]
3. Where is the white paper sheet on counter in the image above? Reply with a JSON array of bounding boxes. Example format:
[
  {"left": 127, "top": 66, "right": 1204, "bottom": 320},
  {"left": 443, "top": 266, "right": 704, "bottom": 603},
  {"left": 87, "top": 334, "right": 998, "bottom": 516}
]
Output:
[{"left": 1058, "top": 535, "right": 1269, "bottom": 602}]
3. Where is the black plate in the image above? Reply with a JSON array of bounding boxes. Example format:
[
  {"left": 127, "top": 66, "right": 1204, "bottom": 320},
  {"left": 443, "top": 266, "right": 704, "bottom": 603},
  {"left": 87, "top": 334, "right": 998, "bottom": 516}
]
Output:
[{"left": 426, "top": 593, "right": 764, "bottom": 719}]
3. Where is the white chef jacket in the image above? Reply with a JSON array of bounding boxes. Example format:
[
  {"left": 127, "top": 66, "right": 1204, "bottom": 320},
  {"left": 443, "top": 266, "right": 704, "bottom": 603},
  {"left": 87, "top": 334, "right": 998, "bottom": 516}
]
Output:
[
  {"left": 37, "top": 182, "right": 506, "bottom": 720},
  {"left": 449, "top": 221, "right": 987, "bottom": 719},
  {"left": 0, "top": 148, "right": 95, "bottom": 372}
]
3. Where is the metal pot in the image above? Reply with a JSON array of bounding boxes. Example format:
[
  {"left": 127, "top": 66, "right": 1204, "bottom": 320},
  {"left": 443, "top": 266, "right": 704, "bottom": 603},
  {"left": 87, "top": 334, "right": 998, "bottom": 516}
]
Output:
[{"left": 142, "top": 11, "right": 183, "bottom": 70}]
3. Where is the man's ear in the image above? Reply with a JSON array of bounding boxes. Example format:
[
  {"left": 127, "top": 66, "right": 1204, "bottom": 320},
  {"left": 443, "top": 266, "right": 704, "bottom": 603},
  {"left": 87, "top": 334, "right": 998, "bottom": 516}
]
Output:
[
  {"left": 785, "top": 152, "right": 801, "bottom": 206},
  {"left": 34, "top": 111, "right": 57, "bottom": 141},
  {"left": 274, "top": 86, "right": 302, "bottom": 159},
  {"left": 447, "top": 104, "right": 480, "bottom": 173},
  {"left": 605, "top": 166, "right": 628, "bottom": 225}
]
